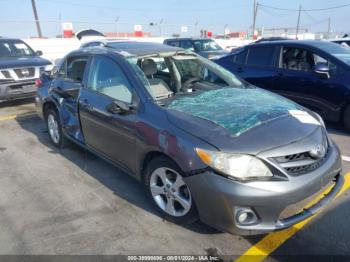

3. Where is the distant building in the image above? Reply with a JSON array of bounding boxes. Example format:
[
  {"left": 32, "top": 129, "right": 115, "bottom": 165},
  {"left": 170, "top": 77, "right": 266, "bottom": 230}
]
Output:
[{"left": 104, "top": 32, "right": 152, "bottom": 38}]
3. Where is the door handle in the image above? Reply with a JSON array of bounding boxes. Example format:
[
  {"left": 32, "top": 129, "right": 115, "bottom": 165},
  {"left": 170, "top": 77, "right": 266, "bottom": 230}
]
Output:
[{"left": 80, "top": 100, "right": 93, "bottom": 111}]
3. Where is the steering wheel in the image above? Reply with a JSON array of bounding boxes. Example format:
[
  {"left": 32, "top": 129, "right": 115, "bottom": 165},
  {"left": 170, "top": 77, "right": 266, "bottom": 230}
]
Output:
[{"left": 181, "top": 77, "right": 201, "bottom": 92}]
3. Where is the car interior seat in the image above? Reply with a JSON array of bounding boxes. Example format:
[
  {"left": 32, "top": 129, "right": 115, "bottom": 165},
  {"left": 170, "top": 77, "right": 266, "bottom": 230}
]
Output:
[
  {"left": 283, "top": 49, "right": 298, "bottom": 70},
  {"left": 141, "top": 59, "right": 173, "bottom": 99},
  {"left": 296, "top": 50, "right": 313, "bottom": 72}
]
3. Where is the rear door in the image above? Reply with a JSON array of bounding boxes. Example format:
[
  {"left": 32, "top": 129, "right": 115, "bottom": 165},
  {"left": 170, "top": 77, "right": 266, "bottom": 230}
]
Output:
[
  {"left": 50, "top": 55, "right": 89, "bottom": 141},
  {"left": 241, "top": 44, "right": 278, "bottom": 90},
  {"left": 218, "top": 45, "right": 278, "bottom": 90},
  {"left": 79, "top": 55, "right": 138, "bottom": 173}
]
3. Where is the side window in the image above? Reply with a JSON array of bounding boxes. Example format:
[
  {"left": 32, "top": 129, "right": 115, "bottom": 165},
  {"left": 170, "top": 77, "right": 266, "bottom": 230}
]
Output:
[
  {"left": 281, "top": 47, "right": 337, "bottom": 73},
  {"left": 87, "top": 56, "right": 132, "bottom": 103},
  {"left": 246, "top": 46, "right": 274, "bottom": 67},
  {"left": 167, "top": 41, "right": 180, "bottom": 47},
  {"left": 314, "top": 54, "right": 337, "bottom": 74},
  {"left": 66, "top": 56, "right": 88, "bottom": 82},
  {"left": 57, "top": 60, "right": 66, "bottom": 78},
  {"left": 181, "top": 40, "right": 194, "bottom": 50}
]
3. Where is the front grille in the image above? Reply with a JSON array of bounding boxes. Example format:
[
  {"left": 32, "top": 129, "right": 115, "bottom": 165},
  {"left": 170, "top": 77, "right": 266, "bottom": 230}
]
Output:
[
  {"left": 14, "top": 68, "right": 35, "bottom": 78},
  {"left": 1, "top": 70, "right": 11, "bottom": 79},
  {"left": 272, "top": 138, "right": 329, "bottom": 176}
]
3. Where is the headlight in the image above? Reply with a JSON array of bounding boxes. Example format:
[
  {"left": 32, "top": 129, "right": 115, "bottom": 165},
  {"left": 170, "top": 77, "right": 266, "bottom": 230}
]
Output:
[
  {"left": 44, "top": 64, "right": 54, "bottom": 72},
  {"left": 195, "top": 148, "right": 273, "bottom": 180}
]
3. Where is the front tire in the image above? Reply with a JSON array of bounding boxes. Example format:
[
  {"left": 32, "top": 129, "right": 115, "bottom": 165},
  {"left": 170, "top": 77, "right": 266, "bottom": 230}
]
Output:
[
  {"left": 45, "top": 108, "right": 69, "bottom": 148},
  {"left": 144, "top": 156, "right": 198, "bottom": 224},
  {"left": 343, "top": 105, "right": 350, "bottom": 132}
]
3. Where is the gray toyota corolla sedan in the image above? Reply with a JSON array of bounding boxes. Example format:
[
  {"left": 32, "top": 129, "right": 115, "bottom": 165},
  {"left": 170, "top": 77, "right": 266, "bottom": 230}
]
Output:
[{"left": 35, "top": 42, "right": 343, "bottom": 235}]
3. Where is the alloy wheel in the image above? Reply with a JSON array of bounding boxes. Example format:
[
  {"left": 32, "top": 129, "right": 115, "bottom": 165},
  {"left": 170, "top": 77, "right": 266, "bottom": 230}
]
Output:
[
  {"left": 149, "top": 167, "right": 192, "bottom": 217},
  {"left": 47, "top": 113, "right": 60, "bottom": 144}
]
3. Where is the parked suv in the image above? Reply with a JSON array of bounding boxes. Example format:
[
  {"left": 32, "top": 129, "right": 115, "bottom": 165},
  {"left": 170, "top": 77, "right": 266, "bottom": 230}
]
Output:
[
  {"left": 216, "top": 40, "right": 350, "bottom": 131},
  {"left": 163, "top": 38, "right": 228, "bottom": 59},
  {"left": 0, "top": 38, "right": 52, "bottom": 101},
  {"left": 35, "top": 42, "right": 342, "bottom": 235}
]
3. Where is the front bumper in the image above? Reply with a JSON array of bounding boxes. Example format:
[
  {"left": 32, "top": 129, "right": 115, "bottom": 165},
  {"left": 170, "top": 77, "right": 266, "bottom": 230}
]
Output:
[
  {"left": 0, "top": 80, "right": 36, "bottom": 101},
  {"left": 184, "top": 143, "right": 342, "bottom": 235}
]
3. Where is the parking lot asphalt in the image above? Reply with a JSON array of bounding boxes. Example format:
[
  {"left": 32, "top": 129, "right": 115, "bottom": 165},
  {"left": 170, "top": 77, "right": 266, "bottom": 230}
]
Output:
[{"left": 0, "top": 99, "right": 350, "bottom": 258}]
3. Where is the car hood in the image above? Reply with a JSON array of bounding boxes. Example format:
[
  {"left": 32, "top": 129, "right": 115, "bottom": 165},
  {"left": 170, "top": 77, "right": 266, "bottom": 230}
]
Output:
[
  {"left": 0, "top": 56, "right": 51, "bottom": 69},
  {"left": 166, "top": 87, "right": 322, "bottom": 154}
]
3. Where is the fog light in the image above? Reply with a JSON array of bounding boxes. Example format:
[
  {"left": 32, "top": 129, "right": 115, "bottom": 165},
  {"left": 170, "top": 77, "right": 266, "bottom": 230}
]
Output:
[{"left": 235, "top": 207, "right": 258, "bottom": 225}]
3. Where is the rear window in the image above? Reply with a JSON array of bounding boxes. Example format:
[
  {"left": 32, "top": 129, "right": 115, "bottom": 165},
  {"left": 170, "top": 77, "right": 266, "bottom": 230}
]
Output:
[{"left": 247, "top": 46, "right": 275, "bottom": 67}]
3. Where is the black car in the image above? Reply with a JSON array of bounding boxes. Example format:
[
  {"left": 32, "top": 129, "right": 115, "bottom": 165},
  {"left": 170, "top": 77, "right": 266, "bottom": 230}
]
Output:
[
  {"left": 216, "top": 40, "right": 350, "bottom": 131},
  {"left": 35, "top": 42, "right": 342, "bottom": 235},
  {"left": 163, "top": 38, "right": 228, "bottom": 59},
  {"left": 0, "top": 38, "right": 52, "bottom": 101}
]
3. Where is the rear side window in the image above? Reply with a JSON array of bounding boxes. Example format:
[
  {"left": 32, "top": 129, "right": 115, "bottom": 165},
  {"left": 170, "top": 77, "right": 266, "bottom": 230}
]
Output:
[
  {"left": 56, "top": 56, "right": 88, "bottom": 82},
  {"left": 180, "top": 40, "right": 194, "bottom": 50},
  {"left": 166, "top": 41, "right": 180, "bottom": 47},
  {"left": 67, "top": 56, "right": 88, "bottom": 82},
  {"left": 246, "top": 46, "right": 275, "bottom": 67}
]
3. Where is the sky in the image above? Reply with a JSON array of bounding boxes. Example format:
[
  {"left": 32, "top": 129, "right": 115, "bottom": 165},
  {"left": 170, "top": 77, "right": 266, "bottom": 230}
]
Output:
[{"left": 0, "top": 0, "right": 349, "bottom": 38}]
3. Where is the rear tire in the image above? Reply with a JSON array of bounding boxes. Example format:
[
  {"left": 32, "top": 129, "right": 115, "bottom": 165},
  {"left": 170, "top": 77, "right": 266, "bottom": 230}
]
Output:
[
  {"left": 45, "top": 108, "right": 69, "bottom": 148},
  {"left": 343, "top": 105, "right": 350, "bottom": 132},
  {"left": 144, "top": 156, "right": 198, "bottom": 225}
]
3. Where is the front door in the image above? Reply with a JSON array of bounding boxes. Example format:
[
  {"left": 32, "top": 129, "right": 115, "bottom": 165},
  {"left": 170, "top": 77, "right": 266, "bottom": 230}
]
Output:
[
  {"left": 273, "top": 45, "right": 345, "bottom": 120},
  {"left": 79, "top": 55, "right": 138, "bottom": 173}
]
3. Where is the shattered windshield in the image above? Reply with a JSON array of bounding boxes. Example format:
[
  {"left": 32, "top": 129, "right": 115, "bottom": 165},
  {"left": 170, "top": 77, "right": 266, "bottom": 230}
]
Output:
[
  {"left": 127, "top": 53, "right": 244, "bottom": 101},
  {"left": 168, "top": 88, "right": 302, "bottom": 137}
]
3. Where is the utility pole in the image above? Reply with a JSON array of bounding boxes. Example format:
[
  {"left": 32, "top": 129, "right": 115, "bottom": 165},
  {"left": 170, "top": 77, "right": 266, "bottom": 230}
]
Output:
[
  {"left": 327, "top": 17, "right": 331, "bottom": 39},
  {"left": 158, "top": 18, "right": 163, "bottom": 36},
  {"left": 115, "top": 16, "right": 120, "bottom": 37},
  {"left": 30, "top": 0, "right": 43, "bottom": 38},
  {"left": 58, "top": 13, "right": 62, "bottom": 38},
  {"left": 194, "top": 18, "right": 198, "bottom": 37},
  {"left": 252, "top": 0, "right": 258, "bottom": 40},
  {"left": 296, "top": 5, "right": 302, "bottom": 39}
]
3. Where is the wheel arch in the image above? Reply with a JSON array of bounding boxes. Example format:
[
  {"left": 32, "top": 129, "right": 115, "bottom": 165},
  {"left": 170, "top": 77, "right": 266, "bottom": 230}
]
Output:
[
  {"left": 42, "top": 100, "right": 58, "bottom": 118},
  {"left": 139, "top": 151, "right": 183, "bottom": 184}
]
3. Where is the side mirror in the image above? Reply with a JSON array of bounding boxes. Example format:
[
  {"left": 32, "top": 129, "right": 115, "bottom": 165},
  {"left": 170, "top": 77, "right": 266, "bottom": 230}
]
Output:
[
  {"left": 106, "top": 100, "right": 134, "bottom": 115},
  {"left": 52, "top": 82, "right": 81, "bottom": 99},
  {"left": 36, "top": 50, "right": 43, "bottom": 56},
  {"left": 313, "top": 63, "right": 330, "bottom": 79}
]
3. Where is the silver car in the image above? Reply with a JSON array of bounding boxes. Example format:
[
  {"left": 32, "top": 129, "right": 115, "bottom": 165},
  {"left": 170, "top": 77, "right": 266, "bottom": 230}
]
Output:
[{"left": 35, "top": 42, "right": 343, "bottom": 235}]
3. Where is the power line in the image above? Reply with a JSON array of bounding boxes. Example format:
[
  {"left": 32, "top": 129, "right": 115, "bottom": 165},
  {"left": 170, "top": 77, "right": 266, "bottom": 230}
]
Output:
[
  {"left": 36, "top": 0, "right": 247, "bottom": 13},
  {"left": 258, "top": 3, "right": 350, "bottom": 12}
]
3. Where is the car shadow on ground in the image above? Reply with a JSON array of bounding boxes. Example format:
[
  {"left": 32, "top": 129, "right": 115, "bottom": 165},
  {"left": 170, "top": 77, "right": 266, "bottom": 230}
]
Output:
[
  {"left": 16, "top": 116, "right": 221, "bottom": 236},
  {"left": 0, "top": 97, "right": 34, "bottom": 108}
]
